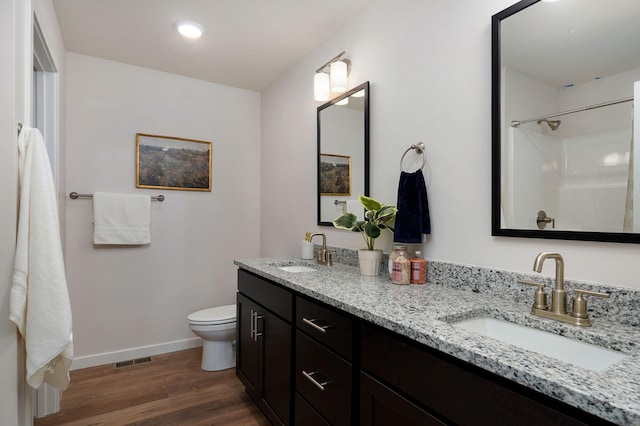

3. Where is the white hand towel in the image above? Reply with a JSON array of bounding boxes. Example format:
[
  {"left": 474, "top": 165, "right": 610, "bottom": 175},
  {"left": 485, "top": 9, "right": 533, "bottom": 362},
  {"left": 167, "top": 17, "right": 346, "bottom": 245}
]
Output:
[
  {"left": 11, "top": 126, "right": 74, "bottom": 391},
  {"left": 346, "top": 199, "right": 364, "bottom": 221},
  {"left": 93, "top": 192, "right": 151, "bottom": 245}
]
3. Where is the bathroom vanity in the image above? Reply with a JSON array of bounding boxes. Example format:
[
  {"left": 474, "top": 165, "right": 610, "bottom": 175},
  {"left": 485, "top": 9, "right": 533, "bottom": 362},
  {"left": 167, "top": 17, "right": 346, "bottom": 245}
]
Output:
[{"left": 235, "top": 256, "right": 640, "bottom": 425}]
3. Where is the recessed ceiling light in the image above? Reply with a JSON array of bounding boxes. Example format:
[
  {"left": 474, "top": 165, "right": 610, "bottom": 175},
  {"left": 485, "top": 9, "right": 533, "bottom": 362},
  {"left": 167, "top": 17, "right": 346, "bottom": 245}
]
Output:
[{"left": 176, "top": 21, "right": 204, "bottom": 39}]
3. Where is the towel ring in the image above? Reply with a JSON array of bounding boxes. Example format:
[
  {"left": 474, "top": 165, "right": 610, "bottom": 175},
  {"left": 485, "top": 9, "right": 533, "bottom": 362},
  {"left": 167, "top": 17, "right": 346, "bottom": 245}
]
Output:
[{"left": 400, "top": 142, "right": 426, "bottom": 172}]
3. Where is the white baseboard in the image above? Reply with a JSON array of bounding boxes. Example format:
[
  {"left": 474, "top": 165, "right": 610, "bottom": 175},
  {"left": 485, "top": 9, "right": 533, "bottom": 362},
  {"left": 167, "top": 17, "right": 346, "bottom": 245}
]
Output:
[{"left": 70, "top": 338, "right": 203, "bottom": 371}]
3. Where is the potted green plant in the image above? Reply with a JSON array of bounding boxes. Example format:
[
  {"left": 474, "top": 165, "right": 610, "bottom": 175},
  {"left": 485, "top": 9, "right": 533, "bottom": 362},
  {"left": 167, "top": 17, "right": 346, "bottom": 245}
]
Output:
[{"left": 333, "top": 195, "right": 397, "bottom": 275}]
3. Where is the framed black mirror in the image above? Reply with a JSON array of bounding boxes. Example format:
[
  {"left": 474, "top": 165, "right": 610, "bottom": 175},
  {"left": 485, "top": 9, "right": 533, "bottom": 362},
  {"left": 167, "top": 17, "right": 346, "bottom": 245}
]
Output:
[
  {"left": 317, "top": 81, "right": 369, "bottom": 226},
  {"left": 492, "top": 0, "right": 640, "bottom": 243}
]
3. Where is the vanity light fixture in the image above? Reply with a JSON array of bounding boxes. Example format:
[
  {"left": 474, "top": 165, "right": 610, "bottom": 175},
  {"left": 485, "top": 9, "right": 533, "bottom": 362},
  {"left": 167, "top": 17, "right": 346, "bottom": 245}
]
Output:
[
  {"left": 314, "top": 71, "right": 330, "bottom": 102},
  {"left": 330, "top": 60, "right": 348, "bottom": 93},
  {"left": 314, "top": 51, "right": 351, "bottom": 101},
  {"left": 176, "top": 21, "right": 204, "bottom": 39}
]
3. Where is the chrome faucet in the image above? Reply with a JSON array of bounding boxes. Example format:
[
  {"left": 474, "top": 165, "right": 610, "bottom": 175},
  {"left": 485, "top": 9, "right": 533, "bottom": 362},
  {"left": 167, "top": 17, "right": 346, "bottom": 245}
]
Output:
[
  {"left": 309, "top": 233, "right": 332, "bottom": 265},
  {"left": 519, "top": 251, "right": 609, "bottom": 326}
]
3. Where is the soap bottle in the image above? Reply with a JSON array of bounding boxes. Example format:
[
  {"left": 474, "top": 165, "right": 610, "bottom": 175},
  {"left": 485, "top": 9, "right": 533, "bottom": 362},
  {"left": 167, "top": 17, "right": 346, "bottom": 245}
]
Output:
[
  {"left": 391, "top": 247, "right": 410, "bottom": 285},
  {"left": 410, "top": 251, "right": 427, "bottom": 284},
  {"left": 389, "top": 244, "right": 408, "bottom": 279},
  {"left": 301, "top": 232, "right": 315, "bottom": 259}
]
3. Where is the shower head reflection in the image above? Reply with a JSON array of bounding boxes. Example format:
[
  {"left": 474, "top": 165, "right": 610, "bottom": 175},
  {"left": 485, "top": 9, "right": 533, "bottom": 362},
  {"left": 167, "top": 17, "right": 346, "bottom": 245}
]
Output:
[{"left": 537, "top": 118, "right": 561, "bottom": 131}]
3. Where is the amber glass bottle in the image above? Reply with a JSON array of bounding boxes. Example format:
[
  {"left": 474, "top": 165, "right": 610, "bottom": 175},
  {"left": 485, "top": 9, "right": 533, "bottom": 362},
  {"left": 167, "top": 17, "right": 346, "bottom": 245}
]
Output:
[{"left": 410, "top": 251, "right": 427, "bottom": 284}]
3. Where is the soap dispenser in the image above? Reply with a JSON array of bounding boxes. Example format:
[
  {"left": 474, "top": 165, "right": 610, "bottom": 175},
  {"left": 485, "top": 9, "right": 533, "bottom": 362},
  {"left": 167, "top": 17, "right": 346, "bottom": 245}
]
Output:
[{"left": 301, "top": 232, "right": 315, "bottom": 259}]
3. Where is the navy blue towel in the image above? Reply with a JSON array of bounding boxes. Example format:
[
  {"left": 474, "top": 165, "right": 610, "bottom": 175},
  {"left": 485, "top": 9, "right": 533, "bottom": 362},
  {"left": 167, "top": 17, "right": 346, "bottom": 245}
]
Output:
[{"left": 393, "top": 170, "right": 431, "bottom": 243}]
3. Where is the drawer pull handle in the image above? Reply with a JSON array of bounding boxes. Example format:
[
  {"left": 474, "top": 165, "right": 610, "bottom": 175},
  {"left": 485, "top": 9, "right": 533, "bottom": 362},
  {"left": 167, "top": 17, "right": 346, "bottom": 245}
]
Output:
[
  {"left": 302, "top": 370, "right": 328, "bottom": 391},
  {"left": 302, "top": 317, "right": 328, "bottom": 334},
  {"left": 250, "top": 310, "right": 256, "bottom": 339}
]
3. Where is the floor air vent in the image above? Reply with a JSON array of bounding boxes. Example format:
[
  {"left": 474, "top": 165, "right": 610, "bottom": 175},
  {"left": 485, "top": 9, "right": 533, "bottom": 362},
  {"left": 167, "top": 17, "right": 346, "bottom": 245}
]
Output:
[{"left": 114, "top": 356, "right": 152, "bottom": 369}]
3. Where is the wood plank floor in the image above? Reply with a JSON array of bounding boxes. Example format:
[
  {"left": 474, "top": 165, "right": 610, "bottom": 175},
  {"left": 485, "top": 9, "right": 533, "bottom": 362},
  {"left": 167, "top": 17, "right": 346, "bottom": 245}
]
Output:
[{"left": 34, "top": 348, "right": 269, "bottom": 426}]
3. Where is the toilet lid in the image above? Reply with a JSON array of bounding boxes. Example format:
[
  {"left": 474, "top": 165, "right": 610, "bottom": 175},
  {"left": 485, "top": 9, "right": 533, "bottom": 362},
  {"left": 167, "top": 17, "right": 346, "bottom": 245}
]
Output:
[{"left": 188, "top": 304, "right": 236, "bottom": 324}]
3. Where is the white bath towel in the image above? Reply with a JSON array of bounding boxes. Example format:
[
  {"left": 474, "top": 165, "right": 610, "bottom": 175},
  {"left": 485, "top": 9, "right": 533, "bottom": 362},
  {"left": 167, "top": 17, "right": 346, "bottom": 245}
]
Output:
[
  {"left": 93, "top": 192, "right": 151, "bottom": 245},
  {"left": 346, "top": 199, "right": 364, "bottom": 221},
  {"left": 11, "top": 126, "right": 74, "bottom": 391}
]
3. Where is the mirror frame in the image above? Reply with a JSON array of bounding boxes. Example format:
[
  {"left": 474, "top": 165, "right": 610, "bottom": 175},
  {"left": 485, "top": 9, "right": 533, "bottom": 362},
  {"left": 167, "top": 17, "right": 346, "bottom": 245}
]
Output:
[
  {"left": 317, "top": 81, "right": 370, "bottom": 226},
  {"left": 491, "top": 0, "right": 640, "bottom": 244}
]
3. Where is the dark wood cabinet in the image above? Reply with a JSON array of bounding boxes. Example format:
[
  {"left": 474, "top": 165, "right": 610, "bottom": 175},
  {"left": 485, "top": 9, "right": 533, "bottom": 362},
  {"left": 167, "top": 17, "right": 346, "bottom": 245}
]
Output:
[
  {"left": 294, "top": 393, "right": 329, "bottom": 426},
  {"left": 361, "top": 372, "right": 445, "bottom": 425},
  {"left": 237, "top": 270, "right": 293, "bottom": 425},
  {"left": 361, "top": 322, "right": 613, "bottom": 426},
  {"left": 236, "top": 268, "right": 613, "bottom": 426}
]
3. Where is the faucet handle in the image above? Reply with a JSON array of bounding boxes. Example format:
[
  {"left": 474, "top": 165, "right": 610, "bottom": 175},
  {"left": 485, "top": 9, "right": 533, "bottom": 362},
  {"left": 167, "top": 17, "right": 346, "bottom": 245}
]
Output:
[
  {"left": 518, "top": 280, "right": 549, "bottom": 310},
  {"left": 570, "top": 289, "right": 610, "bottom": 319}
]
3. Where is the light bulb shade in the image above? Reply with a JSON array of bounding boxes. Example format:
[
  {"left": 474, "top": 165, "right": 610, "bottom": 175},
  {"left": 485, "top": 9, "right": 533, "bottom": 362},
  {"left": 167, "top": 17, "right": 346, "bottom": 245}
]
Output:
[
  {"left": 330, "top": 60, "right": 348, "bottom": 93},
  {"left": 176, "top": 21, "right": 204, "bottom": 38},
  {"left": 336, "top": 97, "right": 349, "bottom": 106},
  {"left": 314, "top": 72, "right": 330, "bottom": 101}
]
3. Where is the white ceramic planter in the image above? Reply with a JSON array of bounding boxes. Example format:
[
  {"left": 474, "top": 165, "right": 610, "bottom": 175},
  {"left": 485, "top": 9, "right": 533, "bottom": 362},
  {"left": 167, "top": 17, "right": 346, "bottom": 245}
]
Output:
[{"left": 358, "top": 249, "right": 383, "bottom": 276}]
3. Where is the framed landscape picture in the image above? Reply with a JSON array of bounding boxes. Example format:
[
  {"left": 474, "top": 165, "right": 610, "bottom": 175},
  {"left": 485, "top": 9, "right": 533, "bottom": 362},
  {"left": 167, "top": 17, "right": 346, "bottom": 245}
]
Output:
[
  {"left": 136, "top": 133, "right": 212, "bottom": 191},
  {"left": 320, "top": 153, "right": 351, "bottom": 196}
]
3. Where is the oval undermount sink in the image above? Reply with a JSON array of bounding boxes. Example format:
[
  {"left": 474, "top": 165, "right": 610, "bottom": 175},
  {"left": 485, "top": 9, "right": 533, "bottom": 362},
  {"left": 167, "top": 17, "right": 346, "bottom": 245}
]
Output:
[{"left": 452, "top": 317, "right": 627, "bottom": 372}]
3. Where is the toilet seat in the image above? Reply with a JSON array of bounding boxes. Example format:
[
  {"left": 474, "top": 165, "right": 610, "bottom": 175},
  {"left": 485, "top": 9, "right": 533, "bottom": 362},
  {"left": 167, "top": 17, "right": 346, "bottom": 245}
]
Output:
[{"left": 188, "top": 304, "right": 236, "bottom": 326}]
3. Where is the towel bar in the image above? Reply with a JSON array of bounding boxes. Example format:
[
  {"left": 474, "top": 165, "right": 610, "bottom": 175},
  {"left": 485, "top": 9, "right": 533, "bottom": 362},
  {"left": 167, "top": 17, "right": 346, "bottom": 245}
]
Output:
[{"left": 69, "top": 192, "right": 165, "bottom": 201}]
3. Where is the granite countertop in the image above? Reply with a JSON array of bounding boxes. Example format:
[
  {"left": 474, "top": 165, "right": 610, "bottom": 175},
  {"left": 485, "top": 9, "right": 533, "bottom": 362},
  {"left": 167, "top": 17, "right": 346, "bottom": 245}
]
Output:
[{"left": 235, "top": 257, "right": 640, "bottom": 425}]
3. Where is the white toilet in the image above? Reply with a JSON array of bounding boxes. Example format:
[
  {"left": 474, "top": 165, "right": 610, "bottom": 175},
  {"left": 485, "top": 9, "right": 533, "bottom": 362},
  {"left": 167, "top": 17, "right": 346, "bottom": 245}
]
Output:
[{"left": 187, "top": 304, "right": 237, "bottom": 371}]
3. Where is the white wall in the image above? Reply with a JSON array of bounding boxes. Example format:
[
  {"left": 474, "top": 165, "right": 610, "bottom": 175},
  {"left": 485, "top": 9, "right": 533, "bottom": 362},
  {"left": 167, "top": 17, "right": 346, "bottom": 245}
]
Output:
[
  {"left": 260, "top": 0, "right": 640, "bottom": 289},
  {"left": 65, "top": 53, "right": 261, "bottom": 363}
]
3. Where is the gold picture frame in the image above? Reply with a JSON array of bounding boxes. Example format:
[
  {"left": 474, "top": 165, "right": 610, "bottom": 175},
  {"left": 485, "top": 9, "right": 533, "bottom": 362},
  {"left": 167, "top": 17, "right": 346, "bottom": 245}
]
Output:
[
  {"left": 319, "top": 153, "right": 351, "bottom": 196},
  {"left": 136, "top": 133, "right": 212, "bottom": 192}
]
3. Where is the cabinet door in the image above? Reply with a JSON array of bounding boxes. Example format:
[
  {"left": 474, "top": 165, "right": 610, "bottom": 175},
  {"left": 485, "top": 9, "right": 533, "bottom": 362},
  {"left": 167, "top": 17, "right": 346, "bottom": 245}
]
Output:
[
  {"left": 236, "top": 293, "right": 260, "bottom": 400},
  {"left": 259, "top": 308, "right": 292, "bottom": 426},
  {"left": 361, "top": 373, "right": 445, "bottom": 426}
]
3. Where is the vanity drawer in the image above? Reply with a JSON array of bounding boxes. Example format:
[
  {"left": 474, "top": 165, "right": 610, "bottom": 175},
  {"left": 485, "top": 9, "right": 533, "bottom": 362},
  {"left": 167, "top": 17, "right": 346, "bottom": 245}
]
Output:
[
  {"left": 238, "top": 269, "right": 292, "bottom": 321},
  {"left": 295, "top": 392, "right": 330, "bottom": 426},
  {"left": 296, "top": 331, "right": 352, "bottom": 425},
  {"left": 296, "top": 296, "right": 353, "bottom": 360}
]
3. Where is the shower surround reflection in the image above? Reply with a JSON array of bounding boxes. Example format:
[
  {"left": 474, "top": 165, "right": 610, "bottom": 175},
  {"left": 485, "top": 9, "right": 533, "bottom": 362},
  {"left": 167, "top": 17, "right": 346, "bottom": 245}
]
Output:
[{"left": 503, "top": 101, "right": 634, "bottom": 233}]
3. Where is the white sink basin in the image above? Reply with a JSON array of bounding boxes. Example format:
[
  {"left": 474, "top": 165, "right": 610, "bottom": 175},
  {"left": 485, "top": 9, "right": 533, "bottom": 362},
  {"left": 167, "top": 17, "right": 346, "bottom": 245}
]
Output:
[
  {"left": 278, "top": 265, "right": 317, "bottom": 273},
  {"left": 453, "top": 317, "right": 627, "bottom": 372}
]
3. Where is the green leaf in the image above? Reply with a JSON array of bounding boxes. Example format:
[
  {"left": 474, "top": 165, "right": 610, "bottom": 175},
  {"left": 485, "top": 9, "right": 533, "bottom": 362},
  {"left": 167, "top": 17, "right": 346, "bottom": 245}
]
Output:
[
  {"left": 332, "top": 212, "right": 358, "bottom": 230},
  {"left": 363, "top": 222, "right": 381, "bottom": 239},
  {"left": 376, "top": 205, "right": 398, "bottom": 224},
  {"left": 359, "top": 195, "right": 381, "bottom": 211}
]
